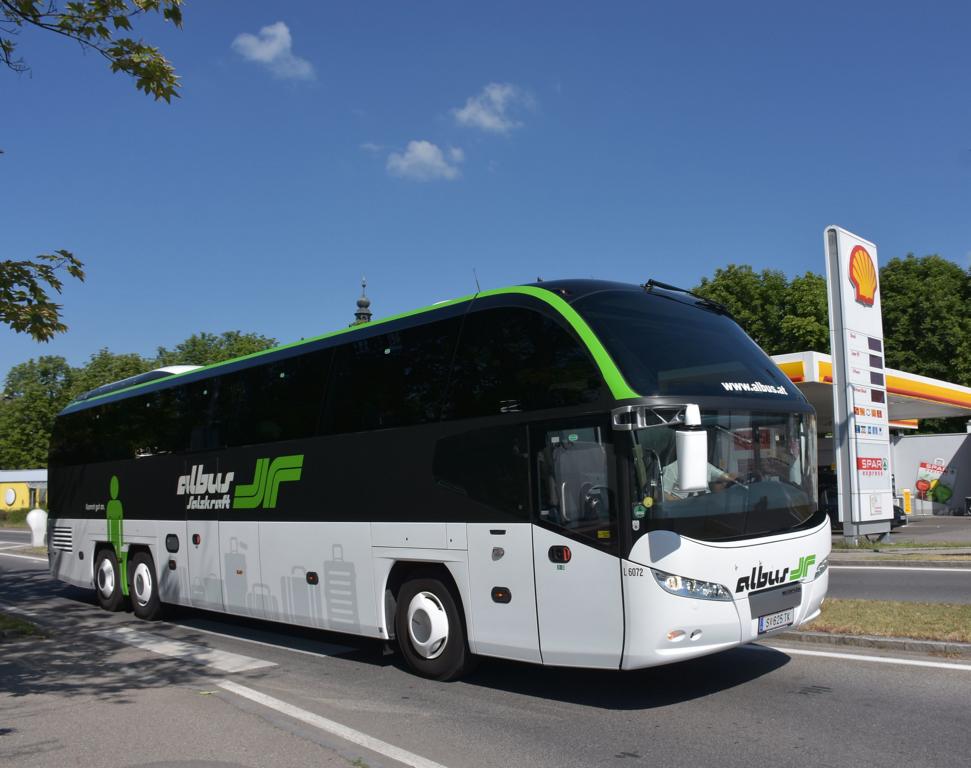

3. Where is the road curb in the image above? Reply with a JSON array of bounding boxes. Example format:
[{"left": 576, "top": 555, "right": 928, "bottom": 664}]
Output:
[{"left": 774, "top": 629, "right": 971, "bottom": 658}]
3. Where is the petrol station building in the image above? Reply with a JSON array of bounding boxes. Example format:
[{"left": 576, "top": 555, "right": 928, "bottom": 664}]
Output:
[{"left": 772, "top": 350, "right": 971, "bottom": 516}]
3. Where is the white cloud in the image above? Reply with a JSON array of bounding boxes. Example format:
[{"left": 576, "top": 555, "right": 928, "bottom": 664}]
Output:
[
  {"left": 232, "top": 21, "right": 315, "bottom": 80},
  {"left": 386, "top": 140, "right": 463, "bottom": 181},
  {"left": 359, "top": 142, "right": 384, "bottom": 154},
  {"left": 453, "top": 83, "right": 533, "bottom": 134}
]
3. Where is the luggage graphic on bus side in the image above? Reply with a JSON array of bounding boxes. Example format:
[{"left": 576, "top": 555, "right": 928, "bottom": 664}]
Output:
[
  {"left": 223, "top": 536, "right": 249, "bottom": 614},
  {"left": 281, "top": 564, "right": 322, "bottom": 626},
  {"left": 324, "top": 544, "right": 359, "bottom": 633}
]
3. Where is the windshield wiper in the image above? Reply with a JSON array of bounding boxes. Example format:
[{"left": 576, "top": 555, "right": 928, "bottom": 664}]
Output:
[{"left": 643, "top": 279, "right": 732, "bottom": 317}]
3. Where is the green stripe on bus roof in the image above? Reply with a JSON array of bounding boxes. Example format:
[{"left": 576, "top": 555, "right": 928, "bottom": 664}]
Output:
[{"left": 69, "top": 285, "right": 638, "bottom": 409}]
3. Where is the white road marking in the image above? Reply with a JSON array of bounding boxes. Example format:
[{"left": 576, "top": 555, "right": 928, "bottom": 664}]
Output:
[
  {"left": 0, "top": 550, "right": 47, "bottom": 563},
  {"left": 756, "top": 644, "right": 971, "bottom": 672},
  {"left": 95, "top": 626, "right": 276, "bottom": 673},
  {"left": 218, "top": 680, "right": 451, "bottom": 768},
  {"left": 831, "top": 565, "right": 971, "bottom": 573},
  {"left": 171, "top": 621, "right": 353, "bottom": 659}
]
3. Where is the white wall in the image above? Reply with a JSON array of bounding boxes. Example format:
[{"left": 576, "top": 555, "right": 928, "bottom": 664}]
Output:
[{"left": 890, "top": 433, "right": 971, "bottom": 516}]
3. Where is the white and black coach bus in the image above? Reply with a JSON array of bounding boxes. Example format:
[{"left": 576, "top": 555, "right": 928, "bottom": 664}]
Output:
[{"left": 48, "top": 280, "right": 830, "bottom": 679}]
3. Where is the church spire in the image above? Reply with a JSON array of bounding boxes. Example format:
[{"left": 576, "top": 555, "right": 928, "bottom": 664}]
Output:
[{"left": 351, "top": 277, "right": 372, "bottom": 326}]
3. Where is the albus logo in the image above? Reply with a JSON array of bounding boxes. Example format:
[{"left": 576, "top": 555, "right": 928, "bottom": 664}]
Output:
[{"left": 848, "top": 245, "right": 877, "bottom": 306}]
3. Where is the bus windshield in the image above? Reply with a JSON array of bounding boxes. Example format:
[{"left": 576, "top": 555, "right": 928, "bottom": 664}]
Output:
[
  {"left": 572, "top": 288, "right": 802, "bottom": 399},
  {"left": 627, "top": 409, "right": 818, "bottom": 542}
]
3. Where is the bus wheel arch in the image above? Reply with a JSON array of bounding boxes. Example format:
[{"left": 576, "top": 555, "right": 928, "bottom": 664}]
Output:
[
  {"left": 93, "top": 544, "right": 125, "bottom": 612},
  {"left": 384, "top": 562, "right": 473, "bottom": 680}
]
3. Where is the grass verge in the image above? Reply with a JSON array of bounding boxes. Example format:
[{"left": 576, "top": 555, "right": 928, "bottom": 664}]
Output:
[
  {"left": 0, "top": 612, "right": 41, "bottom": 640},
  {"left": 0, "top": 509, "right": 31, "bottom": 529},
  {"left": 805, "top": 599, "right": 971, "bottom": 643}
]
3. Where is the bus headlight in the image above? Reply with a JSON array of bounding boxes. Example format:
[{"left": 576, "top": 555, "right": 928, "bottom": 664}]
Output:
[
  {"left": 651, "top": 568, "right": 732, "bottom": 601},
  {"left": 814, "top": 557, "right": 829, "bottom": 579}
]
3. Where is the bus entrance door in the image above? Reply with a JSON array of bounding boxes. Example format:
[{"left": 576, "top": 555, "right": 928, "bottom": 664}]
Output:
[{"left": 532, "top": 424, "right": 624, "bottom": 668}]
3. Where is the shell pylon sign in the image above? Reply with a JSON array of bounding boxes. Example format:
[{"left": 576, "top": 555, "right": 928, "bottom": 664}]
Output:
[{"left": 824, "top": 226, "right": 892, "bottom": 537}]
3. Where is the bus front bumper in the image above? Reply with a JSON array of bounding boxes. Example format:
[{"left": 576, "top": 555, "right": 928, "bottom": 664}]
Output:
[{"left": 620, "top": 563, "right": 829, "bottom": 670}]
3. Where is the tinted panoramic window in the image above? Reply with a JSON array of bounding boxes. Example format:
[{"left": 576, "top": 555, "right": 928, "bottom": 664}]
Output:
[
  {"left": 443, "top": 307, "right": 604, "bottom": 419},
  {"left": 322, "top": 317, "right": 463, "bottom": 433},
  {"left": 573, "top": 290, "right": 803, "bottom": 399},
  {"left": 433, "top": 424, "right": 529, "bottom": 519},
  {"left": 216, "top": 350, "right": 330, "bottom": 447}
]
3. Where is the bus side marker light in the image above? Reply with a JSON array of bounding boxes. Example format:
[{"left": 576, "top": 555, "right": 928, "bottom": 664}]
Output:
[
  {"left": 306, "top": 571, "right": 319, "bottom": 585},
  {"left": 192, "top": 534, "right": 201, "bottom": 546},
  {"left": 491, "top": 587, "right": 511, "bottom": 604},
  {"left": 168, "top": 559, "right": 176, "bottom": 571}
]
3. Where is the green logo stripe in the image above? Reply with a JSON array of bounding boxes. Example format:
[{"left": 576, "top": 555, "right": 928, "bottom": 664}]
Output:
[
  {"left": 263, "top": 456, "right": 304, "bottom": 509},
  {"left": 233, "top": 454, "right": 303, "bottom": 510}
]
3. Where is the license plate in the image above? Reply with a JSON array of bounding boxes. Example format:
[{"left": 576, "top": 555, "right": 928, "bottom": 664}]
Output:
[{"left": 758, "top": 608, "right": 794, "bottom": 634}]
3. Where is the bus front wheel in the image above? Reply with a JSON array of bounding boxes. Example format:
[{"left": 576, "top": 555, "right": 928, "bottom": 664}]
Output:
[
  {"left": 129, "top": 551, "right": 162, "bottom": 621},
  {"left": 395, "top": 576, "right": 469, "bottom": 681},
  {"left": 94, "top": 548, "right": 124, "bottom": 612}
]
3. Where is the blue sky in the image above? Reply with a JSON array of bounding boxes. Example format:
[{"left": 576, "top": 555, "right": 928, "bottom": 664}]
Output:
[{"left": 3, "top": 1, "right": 969, "bottom": 378}]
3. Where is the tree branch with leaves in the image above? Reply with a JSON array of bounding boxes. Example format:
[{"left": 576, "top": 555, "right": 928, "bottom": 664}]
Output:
[
  {"left": 1, "top": 0, "right": 183, "bottom": 101},
  {"left": 0, "top": 251, "right": 85, "bottom": 342}
]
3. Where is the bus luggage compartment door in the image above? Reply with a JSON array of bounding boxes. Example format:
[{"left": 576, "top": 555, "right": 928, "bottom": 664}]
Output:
[
  {"left": 466, "top": 523, "right": 541, "bottom": 663},
  {"left": 186, "top": 518, "right": 224, "bottom": 612}
]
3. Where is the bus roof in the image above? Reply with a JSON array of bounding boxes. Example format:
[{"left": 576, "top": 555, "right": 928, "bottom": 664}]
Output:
[{"left": 59, "top": 282, "right": 653, "bottom": 414}]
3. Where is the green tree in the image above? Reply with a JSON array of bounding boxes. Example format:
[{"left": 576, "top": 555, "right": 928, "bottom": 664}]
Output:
[
  {"left": 880, "top": 254, "right": 971, "bottom": 433},
  {"left": 69, "top": 348, "right": 152, "bottom": 399},
  {"left": 693, "top": 264, "right": 816, "bottom": 354},
  {"left": 155, "top": 331, "right": 278, "bottom": 367},
  {"left": 779, "top": 271, "right": 829, "bottom": 353},
  {"left": 880, "top": 254, "right": 971, "bottom": 386},
  {"left": 0, "top": 356, "right": 73, "bottom": 468},
  {"left": 1, "top": 0, "right": 183, "bottom": 101},
  {"left": 2, "top": 1, "right": 184, "bottom": 342}
]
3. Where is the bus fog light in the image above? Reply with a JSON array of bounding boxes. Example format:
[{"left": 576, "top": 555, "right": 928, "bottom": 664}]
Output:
[
  {"left": 690, "top": 630, "right": 702, "bottom": 641},
  {"left": 666, "top": 630, "right": 685, "bottom": 642},
  {"left": 651, "top": 568, "right": 732, "bottom": 601}
]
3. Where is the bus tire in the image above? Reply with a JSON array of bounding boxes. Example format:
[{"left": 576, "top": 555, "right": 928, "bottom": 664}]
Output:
[
  {"left": 395, "top": 576, "right": 469, "bottom": 681},
  {"left": 94, "top": 548, "right": 124, "bottom": 612},
  {"left": 129, "top": 551, "right": 162, "bottom": 621}
]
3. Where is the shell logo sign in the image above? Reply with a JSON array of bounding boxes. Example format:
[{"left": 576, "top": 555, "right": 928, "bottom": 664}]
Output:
[{"left": 848, "top": 245, "right": 877, "bottom": 306}]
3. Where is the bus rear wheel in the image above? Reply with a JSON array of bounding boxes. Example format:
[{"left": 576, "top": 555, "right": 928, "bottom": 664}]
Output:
[
  {"left": 395, "top": 576, "right": 469, "bottom": 681},
  {"left": 94, "top": 548, "right": 124, "bottom": 612},
  {"left": 129, "top": 551, "right": 162, "bottom": 621}
]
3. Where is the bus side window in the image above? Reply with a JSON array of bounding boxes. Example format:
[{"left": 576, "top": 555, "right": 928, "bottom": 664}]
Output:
[
  {"left": 537, "top": 426, "right": 616, "bottom": 550},
  {"left": 443, "top": 307, "right": 604, "bottom": 420}
]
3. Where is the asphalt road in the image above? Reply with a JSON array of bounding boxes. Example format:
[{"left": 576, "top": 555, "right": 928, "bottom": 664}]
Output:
[
  {"left": 0, "top": 529, "right": 29, "bottom": 545},
  {"left": 2, "top": 552, "right": 970, "bottom": 768},
  {"left": 828, "top": 565, "right": 971, "bottom": 603}
]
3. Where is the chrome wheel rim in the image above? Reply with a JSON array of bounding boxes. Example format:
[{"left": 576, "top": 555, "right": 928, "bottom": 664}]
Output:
[
  {"left": 97, "top": 557, "right": 115, "bottom": 598},
  {"left": 407, "top": 591, "right": 449, "bottom": 660},
  {"left": 132, "top": 561, "right": 153, "bottom": 607}
]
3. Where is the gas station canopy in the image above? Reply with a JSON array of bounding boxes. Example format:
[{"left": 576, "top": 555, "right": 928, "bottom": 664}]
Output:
[{"left": 772, "top": 351, "right": 971, "bottom": 433}]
